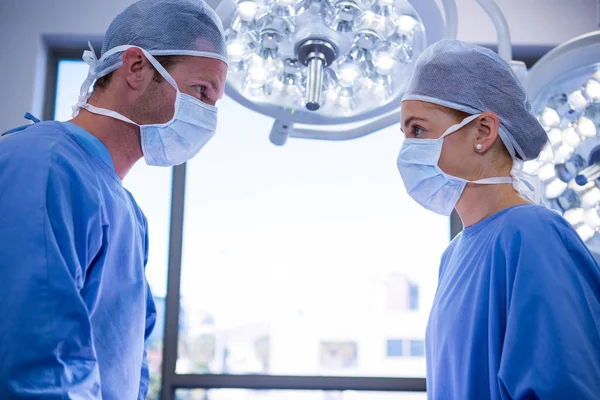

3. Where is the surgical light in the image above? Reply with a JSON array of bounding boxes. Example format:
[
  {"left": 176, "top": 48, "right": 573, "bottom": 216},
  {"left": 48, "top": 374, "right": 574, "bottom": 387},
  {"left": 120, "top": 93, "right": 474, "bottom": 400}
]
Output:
[
  {"left": 213, "top": 0, "right": 527, "bottom": 145},
  {"left": 215, "top": 0, "right": 452, "bottom": 144},
  {"left": 577, "top": 223, "right": 597, "bottom": 242},
  {"left": 525, "top": 31, "right": 600, "bottom": 248},
  {"left": 223, "top": 0, "right": 430, "bottom": 115}
]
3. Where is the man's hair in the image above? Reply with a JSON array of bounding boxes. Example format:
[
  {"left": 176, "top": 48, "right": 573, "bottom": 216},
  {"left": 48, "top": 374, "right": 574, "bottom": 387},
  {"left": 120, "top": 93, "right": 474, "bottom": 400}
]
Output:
[{"left": 94, "top": 55, "right": 180, "bottom": 89}]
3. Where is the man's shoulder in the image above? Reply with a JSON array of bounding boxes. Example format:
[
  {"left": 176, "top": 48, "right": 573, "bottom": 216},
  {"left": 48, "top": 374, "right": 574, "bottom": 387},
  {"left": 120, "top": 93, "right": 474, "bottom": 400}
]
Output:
[
  {"left": 0, "top": 121, "right": 106, "bottom": 207},
  {"left": 2, "top": 121, "right": 81, "bottom": 162},
  {"left": 2, "top": 121, "right": 99, "bottom": 174}
]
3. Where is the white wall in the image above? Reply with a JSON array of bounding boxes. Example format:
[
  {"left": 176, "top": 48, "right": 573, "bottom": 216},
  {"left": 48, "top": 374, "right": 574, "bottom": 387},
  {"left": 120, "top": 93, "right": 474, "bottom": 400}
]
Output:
[
  {"left": 453, "top": 0, "right": 598, "bottom": 46},
  {"left": 0, "top": 0, "right": 597, "bottom": 133}
]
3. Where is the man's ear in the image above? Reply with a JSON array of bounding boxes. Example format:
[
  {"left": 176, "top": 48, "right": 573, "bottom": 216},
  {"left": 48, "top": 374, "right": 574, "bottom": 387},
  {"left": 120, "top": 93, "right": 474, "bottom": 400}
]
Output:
[{"left": 120, "top": 48, "right": 153, "bottom": 90}]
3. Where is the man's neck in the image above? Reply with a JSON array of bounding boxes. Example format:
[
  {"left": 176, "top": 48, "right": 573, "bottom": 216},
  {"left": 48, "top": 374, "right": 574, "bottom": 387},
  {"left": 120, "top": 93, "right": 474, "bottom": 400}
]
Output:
[
  {"left": 455, "top": 183, "right": 530, "bottom": 228},
  {"left": 70, "top": 109, "right": 143, "bottom": 180}
]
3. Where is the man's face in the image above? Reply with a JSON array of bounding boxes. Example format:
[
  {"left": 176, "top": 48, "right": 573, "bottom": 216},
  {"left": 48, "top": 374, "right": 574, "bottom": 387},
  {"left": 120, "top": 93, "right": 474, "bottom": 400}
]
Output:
[{"left": 138, "top": 55, "right": 228, "bottom": 125}]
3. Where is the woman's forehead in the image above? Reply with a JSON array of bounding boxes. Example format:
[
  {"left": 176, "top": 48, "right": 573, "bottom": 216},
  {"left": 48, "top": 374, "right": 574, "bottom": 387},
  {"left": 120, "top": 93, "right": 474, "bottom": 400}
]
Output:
[
  {"left": 402, "top": 101, "right": 469, "bottom": 122},
  {"left": 401, "top": 101, "right": 441, "bottom": 122}
]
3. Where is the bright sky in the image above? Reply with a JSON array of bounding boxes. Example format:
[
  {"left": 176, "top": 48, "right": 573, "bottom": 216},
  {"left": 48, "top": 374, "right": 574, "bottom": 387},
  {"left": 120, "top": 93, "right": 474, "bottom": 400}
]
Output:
[{"left": 55, "top": 59, "right": 450, "bottom": 373}]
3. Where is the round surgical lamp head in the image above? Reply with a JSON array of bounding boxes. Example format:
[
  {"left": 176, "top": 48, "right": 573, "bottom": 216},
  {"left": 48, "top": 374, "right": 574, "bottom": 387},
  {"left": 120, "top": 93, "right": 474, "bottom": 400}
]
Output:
[
  {"left": 215, "top": 0, "right": 447, "bottom": 126},
  {"left": 524, "top": 31, "right": 600, "bottom": 252}
]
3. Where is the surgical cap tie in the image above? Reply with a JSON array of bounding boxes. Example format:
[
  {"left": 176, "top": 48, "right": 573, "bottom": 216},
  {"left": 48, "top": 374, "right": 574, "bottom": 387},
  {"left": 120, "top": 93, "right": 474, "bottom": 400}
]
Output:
[
  {"left": 72, "top": 42, "right": 99, "bottom": 117},
  {"left": 511, "top": 160, "right": 542, "bottom": 204}
]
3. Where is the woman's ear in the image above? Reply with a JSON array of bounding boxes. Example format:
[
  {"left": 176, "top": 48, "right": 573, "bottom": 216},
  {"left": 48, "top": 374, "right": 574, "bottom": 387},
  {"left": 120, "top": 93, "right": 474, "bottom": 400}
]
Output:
[{"left": 473, "top": 112, "right": 500, "bottom": 153}]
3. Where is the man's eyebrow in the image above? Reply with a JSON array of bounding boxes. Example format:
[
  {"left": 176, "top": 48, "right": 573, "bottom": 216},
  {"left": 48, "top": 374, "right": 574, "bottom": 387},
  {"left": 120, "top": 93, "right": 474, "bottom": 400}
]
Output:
[
  {"left": 195, "top": 76, "right": 223, "bottom": 98},
  {"left": 202, "top": 77, "right": 219, "bottom": 91}
]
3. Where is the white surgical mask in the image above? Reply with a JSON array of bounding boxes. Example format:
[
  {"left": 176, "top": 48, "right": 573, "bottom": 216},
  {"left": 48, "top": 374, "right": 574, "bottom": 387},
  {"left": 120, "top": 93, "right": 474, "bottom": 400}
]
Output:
[
  {"left": 396, "top": 114, "right": 517, "bottom": 216},
  {"left": 73, "top": 44, "right": 217, "bottom": 167}
]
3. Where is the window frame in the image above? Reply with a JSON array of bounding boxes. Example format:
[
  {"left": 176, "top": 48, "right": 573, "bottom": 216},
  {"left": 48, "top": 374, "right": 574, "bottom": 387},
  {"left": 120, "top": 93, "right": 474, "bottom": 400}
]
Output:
[
  {"left": 43, "top": 38, "right": 103, "bottom": 121},
  {"left": 47, "top": 42, "right": 551, "bottom": 400}
]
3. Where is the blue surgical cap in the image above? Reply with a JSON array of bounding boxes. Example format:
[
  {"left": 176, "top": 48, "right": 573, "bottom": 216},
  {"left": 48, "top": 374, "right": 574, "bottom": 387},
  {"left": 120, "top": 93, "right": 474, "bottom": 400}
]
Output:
[
  {"left": 402, "top": 40, "right": 548, "bottom": 161},
  {"left": 95, "top": 0, "right": 228, "bottom": 79}
]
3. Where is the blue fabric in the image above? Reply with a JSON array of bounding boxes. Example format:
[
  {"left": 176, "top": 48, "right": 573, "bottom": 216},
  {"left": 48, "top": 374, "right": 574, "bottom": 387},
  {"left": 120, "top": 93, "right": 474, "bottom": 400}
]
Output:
[
  {"left": 426, "top": 204, "right": 600, "bottom": 399},
  {"left": 95, "top": 0, "right": 228, "bottom": 79},
  {"left": 0, "top": 121, "right": 156, "bottom": 399},
  {"left": 63, "top": 122, "right": 115, "bottom": 170},
  {"left": 1, "top": 113, "right": 41, "bottom": 136}
]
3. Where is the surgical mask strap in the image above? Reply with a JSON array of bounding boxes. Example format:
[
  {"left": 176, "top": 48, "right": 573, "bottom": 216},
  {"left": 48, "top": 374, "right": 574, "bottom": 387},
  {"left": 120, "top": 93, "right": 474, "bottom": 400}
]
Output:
[
  {"left": 101, "top": 45, "right": 179, "bottom": 90},
  {"left": 72, "top": 44, "right": 179, "bottom": 118},
  {"left": 461, "top": 158, "right": 541, "bottom": 201},
  {"left": 444, "top": 173, "right": 513, "bottom": 186},
  {"left": 439, "top": 113, "right": 514, "bottom": 186},
  {"left": 471, "top": 176, "right": 513, "bottom": 184},
  {"left": 439, "top": 114, "right": 481, "bottom": 140},
  {"left": 80, "top": 103, "right": 140, "bottom": 126}
]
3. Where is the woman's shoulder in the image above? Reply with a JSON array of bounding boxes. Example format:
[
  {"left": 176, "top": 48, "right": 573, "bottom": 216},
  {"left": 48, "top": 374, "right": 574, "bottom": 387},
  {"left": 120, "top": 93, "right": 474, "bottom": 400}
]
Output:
[
  {"left": 500, "top": 204, "right": 571, "bottom": 234},
  {"left": 498, "top": 204, "right": 586, "bottom": 252},
  {"left": 440, "top": 204, "right": 582, "bottom": 268}
]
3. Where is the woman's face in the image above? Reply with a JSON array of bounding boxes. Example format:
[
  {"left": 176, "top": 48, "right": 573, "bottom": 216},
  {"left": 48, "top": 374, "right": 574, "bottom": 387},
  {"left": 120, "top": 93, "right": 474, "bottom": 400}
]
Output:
[{"left": 400, "top": 100, "right": 486, "bottom": 181}]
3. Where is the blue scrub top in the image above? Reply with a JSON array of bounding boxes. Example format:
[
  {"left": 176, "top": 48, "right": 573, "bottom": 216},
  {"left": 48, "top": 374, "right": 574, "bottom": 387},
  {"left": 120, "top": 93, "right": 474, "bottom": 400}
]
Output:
[
  {"left": 427, "top": 204, "right": 600, "bottom": 399},
  {"left": 63, "top": 122, "right": 115, "bottom": 170},
  {"left": 0, "top": 121, "right": 156, "bottom": 399}
]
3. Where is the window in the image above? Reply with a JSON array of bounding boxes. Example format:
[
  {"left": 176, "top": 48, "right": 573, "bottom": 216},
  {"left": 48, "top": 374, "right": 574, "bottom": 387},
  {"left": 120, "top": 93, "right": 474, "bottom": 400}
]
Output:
[
  {"left": 386, "top": 340, "right": 404, "bottom": 357},
  {"left": 386, "top": 274, "right": 421, "bottom": 312},
  {"left": 177, "top": 95, "right": 449, "bottom": 380},
  {"left": 386, "top": 339, "right": 424, "bottom": 358},
  {"left": 320, "top": 342, "right": 358, "bottom": 369},
  {"left": 409, "top": 283, "right": 419, "bottom": 311},
  {"left": 410, "top": 341, "right": 425, "bottom": 358},
  {"left": 54, "top": 59, "right": 172, "bottom": 400},
  {"left": 51, "top": 50, "right": 450, "bottom": 399}
]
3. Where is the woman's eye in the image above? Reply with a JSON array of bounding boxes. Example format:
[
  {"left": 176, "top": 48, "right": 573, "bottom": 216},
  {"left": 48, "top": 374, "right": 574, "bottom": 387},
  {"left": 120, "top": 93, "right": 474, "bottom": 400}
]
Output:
[{"left": 413, "top": 126, "right": 425, "bottom": 137}]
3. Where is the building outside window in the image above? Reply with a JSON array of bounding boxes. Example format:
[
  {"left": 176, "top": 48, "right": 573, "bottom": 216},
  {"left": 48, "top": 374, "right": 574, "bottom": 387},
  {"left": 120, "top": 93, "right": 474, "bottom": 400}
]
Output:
[{"left": 386, "top": 340, "right": 404, "bottom": 358}]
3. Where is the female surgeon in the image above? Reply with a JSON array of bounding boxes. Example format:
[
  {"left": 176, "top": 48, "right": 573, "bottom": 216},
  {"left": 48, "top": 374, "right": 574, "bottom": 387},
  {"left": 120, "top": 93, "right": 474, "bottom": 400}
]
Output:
[{"left": 396, "top": 40, "right": 600, "bottom": 399}]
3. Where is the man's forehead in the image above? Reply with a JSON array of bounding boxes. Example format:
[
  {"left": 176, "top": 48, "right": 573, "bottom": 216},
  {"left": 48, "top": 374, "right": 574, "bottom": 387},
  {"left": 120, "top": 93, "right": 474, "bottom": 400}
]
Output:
[
  {"left": 188, "top": 57, "right": 228, "bottom": 99},
  {"left": 182, "top": 56, "right": 227, "bottom": 79}
]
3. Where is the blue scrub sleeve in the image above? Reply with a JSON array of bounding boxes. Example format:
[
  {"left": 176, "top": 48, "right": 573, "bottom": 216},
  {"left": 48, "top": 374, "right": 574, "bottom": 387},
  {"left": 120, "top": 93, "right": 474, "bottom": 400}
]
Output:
[
  {"left": 0, "top": 149, "right": 103, "bottom": 397},
  {"left": 497, "top": 217, "right": 600, "bottom": 399},
  {"left": 138, "top": 283, "right": 157, "bottom": 399},
  {"left": 138, "top": 224, "right": 157, "bottom": 400}
]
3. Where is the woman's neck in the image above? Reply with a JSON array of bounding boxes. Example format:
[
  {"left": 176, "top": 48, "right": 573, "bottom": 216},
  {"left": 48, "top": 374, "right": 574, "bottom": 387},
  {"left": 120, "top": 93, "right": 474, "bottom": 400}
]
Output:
[{"left": 455, "top": 183, "right": 530, "bottom": 228}]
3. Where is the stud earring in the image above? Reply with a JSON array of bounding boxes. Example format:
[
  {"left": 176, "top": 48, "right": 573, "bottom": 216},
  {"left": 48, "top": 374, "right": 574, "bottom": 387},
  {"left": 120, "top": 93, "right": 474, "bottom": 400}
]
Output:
[{"left": 476, "top": 144, "right": 483, "bottom": 150}]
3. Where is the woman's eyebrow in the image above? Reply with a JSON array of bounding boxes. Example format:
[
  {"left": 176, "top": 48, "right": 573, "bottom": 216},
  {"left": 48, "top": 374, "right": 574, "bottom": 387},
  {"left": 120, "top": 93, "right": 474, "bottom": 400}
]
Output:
[{"left": 403, "top": 116, "right": 428, "bottom": 129}]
